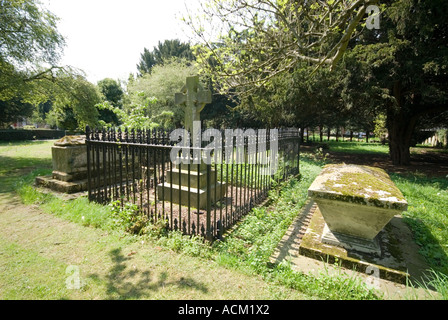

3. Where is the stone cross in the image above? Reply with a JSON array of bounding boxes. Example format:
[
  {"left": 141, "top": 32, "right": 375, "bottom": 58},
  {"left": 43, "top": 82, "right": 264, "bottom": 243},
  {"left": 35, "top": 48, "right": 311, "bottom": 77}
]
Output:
[{"left": 175, "top": 75, "right": 212, "bottom": 139}]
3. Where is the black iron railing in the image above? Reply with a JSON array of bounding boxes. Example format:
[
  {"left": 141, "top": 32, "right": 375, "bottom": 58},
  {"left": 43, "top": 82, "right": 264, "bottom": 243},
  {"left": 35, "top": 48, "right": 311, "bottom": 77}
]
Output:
[{"left": 86, "top": 126, "right": 300, "bottom": 241}]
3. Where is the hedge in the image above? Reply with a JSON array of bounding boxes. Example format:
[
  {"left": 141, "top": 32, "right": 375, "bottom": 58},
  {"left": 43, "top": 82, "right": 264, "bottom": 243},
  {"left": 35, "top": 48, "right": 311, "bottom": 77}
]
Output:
[{"left": 0, "top": 129, "right": 66, "bottom": 141}]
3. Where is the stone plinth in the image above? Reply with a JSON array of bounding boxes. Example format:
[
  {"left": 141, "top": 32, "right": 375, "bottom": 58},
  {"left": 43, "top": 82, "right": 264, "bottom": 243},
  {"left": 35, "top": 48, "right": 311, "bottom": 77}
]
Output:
[
  {"left": 157, "top": 160, "right": 226, "bottom": 209},
  {"left": 52, "top": 136, "right": 88, "bottom": 181},
  {"left": 308, "top": 164, "right": 408, "bottom": 255}
]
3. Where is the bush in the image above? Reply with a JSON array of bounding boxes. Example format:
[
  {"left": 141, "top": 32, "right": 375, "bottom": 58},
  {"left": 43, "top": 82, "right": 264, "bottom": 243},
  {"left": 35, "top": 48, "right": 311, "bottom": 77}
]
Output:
[{"left": 0, "top": 129, "right": 66, "bottom": 141}]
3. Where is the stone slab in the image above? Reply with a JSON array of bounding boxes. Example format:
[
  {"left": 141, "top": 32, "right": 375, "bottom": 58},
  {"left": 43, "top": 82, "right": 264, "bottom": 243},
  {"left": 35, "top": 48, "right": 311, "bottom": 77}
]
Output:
[
  {"left": 156, "top": 181, "right": 227, "bottom": 209},
  {"left": 52, "top": 170, "right": 88, "bottom": 182},
  {"left": 271, "top": 200, "right": 438, "bottom": 299},
  {"left": 308, "top": 164, "right": 408, "bottom": 241},
  {"left": 321, "top": 224, "right": 382, "bottom": 256},
  {"left": 299, "top": 206, "right": 421, "bottom": 284},
  {"left": 35, "top": 175, "right": 88, "bottom": 194},
  {"left": 165, "top": 168, "right": 219, "bottom": 189}
]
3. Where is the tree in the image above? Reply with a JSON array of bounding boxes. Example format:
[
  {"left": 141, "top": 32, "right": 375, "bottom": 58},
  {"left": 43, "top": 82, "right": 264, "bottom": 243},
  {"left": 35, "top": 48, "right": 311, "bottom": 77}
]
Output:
[
  {"left": 189, "top": 0, "right": 447, "bottom": 165},
  {"left": 96, "top": 78, "right": 124, "bottom": 126},
  {"left": 0, "top": 97, "right": 34, "bottom": 128},
  {"left": 128, "top": 58, "right": 198, "bottom": 129},
  {"left": 188, "top": 0, "right": 380, "bottom": 97},
  {"left": 137, "top": 39, "right": 194, "bottom": 75},
  {"left": 48, "top": 74, "right": 101, "bottom": 130},
  {"left": 0, "top": 0, "right": 65, "bottom": 101},
  {"left": 97, "top": 78, "right": 124, "bottom": 107},
  {"left": 343, "top": 0, "right": 448, "bottom": 165}
]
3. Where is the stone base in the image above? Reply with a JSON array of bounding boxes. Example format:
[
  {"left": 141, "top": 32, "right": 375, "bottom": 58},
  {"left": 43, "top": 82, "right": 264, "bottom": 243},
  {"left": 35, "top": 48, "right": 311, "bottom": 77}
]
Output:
[
  {"left": 52, "top": 170, "right": 88, "bottom": 182},
  {"left": 157, "top": 181, "right": 227, "bottom": 209},
  {"left": 299, "top": 206, "right": 411, "bottom": 284},
  {"left": 35, "top": 175, "right": 87, "bottom": 194},
  {"left": 322, "top": 224, "right": 382, "bottom": 256}
]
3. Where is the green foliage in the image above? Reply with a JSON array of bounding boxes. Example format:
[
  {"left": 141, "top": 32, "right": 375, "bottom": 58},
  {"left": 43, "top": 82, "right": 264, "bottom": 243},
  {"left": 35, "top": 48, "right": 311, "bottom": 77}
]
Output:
[
  {"left": 97, "top": 97, "right": 159, "bottom": 130},
  {"left": 16, "top": 177, "right": 113, "bottom": 230},
  {"left": 272, "top": 260, "right": 381, "bottom": 300},
  {"left": 125, "top": 59, "right": 198, "bottom": 129},
  {"left": 137, "top": 39, "right": 194, "bottom": 75},
  {"left": 391, "top": 173, "right": 448, "bottom": 274},
  {"left": 0, "top": 0, "right": 65, "bottom": 101},
  {"left": 416, "top": 270, "right": 448, "bottom": 300},
  {"left": 373, "top": 113, "right": 388, "bottom": 144},
  {"left": 96, "top": 78, "right": 124, "bottom": 126},
  {"left": 0, "top": 0, "right": 64, "bottom": 66},
  {"left": 0, "top": 1, "right": 104, "bottom": 130},
  {"left": 97, "top": 78, "right": 124, "bottom": 108},
  {"left": 109, "top": 200, "right": 150, "bottom": 235},
  {"left": 0, "top": 97, "right": 34, "bottom": 128},
  {"left": 189, "top": 0, "right": 380, "bottom": 97},
  {"left": 47, "top": 74, "right": 101, "bottom": 130}
]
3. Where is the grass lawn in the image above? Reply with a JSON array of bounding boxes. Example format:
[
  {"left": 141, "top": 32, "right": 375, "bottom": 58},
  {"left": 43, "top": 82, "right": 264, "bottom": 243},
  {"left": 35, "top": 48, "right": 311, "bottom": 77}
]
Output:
[
  {"left": 324, "top": 140, "right": 390, "bottom": 154},
  {"left": 0, "top": 141, "right": 311, "bottom": 300},
  {"left": 1, "top": 140, "right": 447, "bottom": 300}
]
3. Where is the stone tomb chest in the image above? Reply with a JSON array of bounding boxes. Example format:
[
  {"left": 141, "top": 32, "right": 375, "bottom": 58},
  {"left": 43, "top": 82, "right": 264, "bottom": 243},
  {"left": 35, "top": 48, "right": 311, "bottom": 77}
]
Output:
[
  {"left": 52, "top": 135, "right": 87, "bottom": 182},
  {"left": 35, "top": 135, "right": 88, "bottom": 194},
  {"left": 308, "top": 164, "right": 408, "bottom": 255}
]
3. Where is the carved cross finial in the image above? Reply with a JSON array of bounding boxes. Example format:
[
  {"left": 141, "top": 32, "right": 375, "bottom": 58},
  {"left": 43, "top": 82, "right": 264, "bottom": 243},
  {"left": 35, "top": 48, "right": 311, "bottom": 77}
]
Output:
[{"left": 175, "top": 75, "right": 212, "bottom": 136}]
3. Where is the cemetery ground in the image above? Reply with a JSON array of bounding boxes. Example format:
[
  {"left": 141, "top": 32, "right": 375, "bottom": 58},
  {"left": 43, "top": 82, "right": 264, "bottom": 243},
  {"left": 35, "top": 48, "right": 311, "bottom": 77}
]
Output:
[{"left": 0, "top": 140, "right": 447, "bottom": 300}]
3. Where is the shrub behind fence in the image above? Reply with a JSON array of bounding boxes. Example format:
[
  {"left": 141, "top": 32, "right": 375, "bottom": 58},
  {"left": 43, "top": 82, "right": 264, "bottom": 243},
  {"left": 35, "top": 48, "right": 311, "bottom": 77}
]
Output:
[{"left": 86, "top": 126, "right": 300, "bottom": 241}]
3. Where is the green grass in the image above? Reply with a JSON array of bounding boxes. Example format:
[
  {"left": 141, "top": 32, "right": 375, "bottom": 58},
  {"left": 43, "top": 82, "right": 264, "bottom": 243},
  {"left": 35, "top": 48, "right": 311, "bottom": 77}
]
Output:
[
  {"left": 2, "top": 139, "right": 448, "bottom": 299},
  {"left": 0, "top": 140, "right": 54, "bottom": 193},
  {"left": 0, "top": 239, "right": 70, "bottom": 299},
  {"left": 17, "top": 172, "right": 114, "bottom": 230},
  {"left": 324, "top": 141, "right": 390, "bottom": 154},
  {"left": 391, "top": 173, "right": 448, "bottom": 274},
  {"left": 156, "top": 153, "right": 382, "bottom": 299}
]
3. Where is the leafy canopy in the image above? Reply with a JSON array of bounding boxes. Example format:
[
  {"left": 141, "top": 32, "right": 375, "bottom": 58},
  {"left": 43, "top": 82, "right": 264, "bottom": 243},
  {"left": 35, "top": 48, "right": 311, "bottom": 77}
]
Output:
[
  {"left": 187, "top": 0, "right": 380, "bottom": 96},
  {"left": 0, "top": 0, "right": 66, "bottom": 101}
]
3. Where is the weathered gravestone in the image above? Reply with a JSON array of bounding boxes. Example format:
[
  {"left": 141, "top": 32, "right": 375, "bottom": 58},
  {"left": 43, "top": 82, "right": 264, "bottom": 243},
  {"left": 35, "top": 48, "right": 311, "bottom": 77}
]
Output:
[
  {"left": 157, "top": 75, "right": 226, "bottom": 209},
  {"left": 307, "top": 164, "right": 408, "bottom": 255},
  {"left": 272, "top": 163, "right": 431, "bottom": 285},
  {"left": 35, "top": 135, "right": 88, "bottom": 194}
]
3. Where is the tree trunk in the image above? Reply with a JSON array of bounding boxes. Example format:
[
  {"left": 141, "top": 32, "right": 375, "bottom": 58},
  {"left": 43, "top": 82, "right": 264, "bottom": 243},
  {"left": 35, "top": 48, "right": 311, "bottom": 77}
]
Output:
[
  {"left": 387, "top": 111, "right": 417, "bottom": 166},
  {"left": 387, "top": 81, "right": 419, "bottom": 166},
  {"left": 319, "top": 126, "right": 323, "bottom": 142},
  {"left": 300, "top": 127, "right": 305, "bottom": 144}
]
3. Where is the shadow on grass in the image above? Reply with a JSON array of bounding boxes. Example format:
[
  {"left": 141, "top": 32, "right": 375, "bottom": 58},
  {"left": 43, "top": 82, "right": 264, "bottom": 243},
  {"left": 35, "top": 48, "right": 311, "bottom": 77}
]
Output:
[
  {"left": 0, "top": 156, "right": 52, "bottom": 193},
  {"left": 88, "top": 248, "right": 209, "bottom": 299}
]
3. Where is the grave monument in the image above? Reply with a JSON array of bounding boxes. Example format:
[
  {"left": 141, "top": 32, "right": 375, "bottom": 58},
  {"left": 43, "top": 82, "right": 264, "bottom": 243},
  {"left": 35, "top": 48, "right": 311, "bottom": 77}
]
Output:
[
  {"left": 35, "top": 135, "right": 88, "bottom": 194},
  {"left": 307, "top": 164, "right": 408, "bottom": 255},
  {"left": 157, "top": 75, "right": 226, "bottom": 209}
]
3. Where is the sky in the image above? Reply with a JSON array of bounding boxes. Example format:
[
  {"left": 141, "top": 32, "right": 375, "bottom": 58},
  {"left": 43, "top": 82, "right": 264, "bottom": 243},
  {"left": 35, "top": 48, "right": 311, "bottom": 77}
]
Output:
[{"left": 44, "top": 0, "right": 198, "bottom": 84}]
